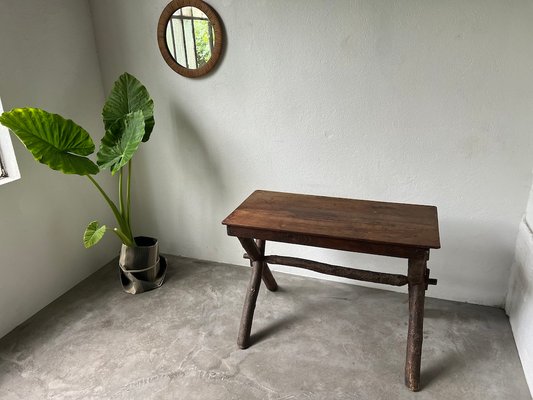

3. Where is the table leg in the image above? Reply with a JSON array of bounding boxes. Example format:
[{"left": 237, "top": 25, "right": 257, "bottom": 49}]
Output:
[
  {"left": 256, "top": 239, "right": 278, "bottom": 292},
  {"left": 238, "top": 258, "right": 264, "bottom": 349},
  {"left": 405, "top": 255, "right": 428, "bottom": 391},
  {"left": 237, "top": 238, "right": 266, "bottom": 349}
]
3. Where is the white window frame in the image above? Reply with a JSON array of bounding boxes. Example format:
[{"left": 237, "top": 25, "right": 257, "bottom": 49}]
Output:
[{"left": 0, "top": 97, "right": 21, "bottom": 185}]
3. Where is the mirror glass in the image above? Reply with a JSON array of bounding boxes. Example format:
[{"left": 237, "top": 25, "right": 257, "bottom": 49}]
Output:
[{"left": 165, "top": 6, "right": 216, "bottom": 70}]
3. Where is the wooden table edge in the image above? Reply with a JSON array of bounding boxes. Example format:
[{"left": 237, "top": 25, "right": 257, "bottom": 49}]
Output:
[{"left": 223, "top": 224, "right": 437, "bottom": 259}]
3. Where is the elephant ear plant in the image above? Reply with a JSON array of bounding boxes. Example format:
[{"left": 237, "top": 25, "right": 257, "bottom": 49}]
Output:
[{"left": 0, "top": 72, "right": 166, "bottom": 293}]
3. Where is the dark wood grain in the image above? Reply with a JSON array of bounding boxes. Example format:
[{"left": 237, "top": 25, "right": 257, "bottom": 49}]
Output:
[
  {"left": 229, "top": 225, "right": 427, "bottom": 259},
  {"left": 223, "top": 190, "right": 440, "bottom": 252},
  {"left": 224, "top": 190, "right": 440, "bottom": 391}
]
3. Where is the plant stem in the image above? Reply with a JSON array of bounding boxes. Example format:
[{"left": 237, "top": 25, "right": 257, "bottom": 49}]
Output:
[
  {"left": 126, "top": 161, "right": 132, "bottom": 225},
  {"left": 112, "top": 228, "right": 131, "bottom": 245},
  {"left": 86, "top": 175, "right": 135, "bottom": 247},
  {"left": 119, "top": 166, "right": 134, "bottom": 242},
  {"left": 118, "top": 168, "right": 124, "bottom": 215},
  {"left": 118, "top": 168, "right": 133, "bottom": 241}
]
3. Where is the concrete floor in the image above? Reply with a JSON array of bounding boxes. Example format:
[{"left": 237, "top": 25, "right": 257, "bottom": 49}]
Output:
[{"left": 0, "top": 256, "right": 530, "bottom": 399}]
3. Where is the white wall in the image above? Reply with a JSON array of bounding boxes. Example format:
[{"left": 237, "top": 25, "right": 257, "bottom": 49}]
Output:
[
  {"left": 89, "top": 0, "right": 533, "bottom": 306},
  {"left": 507, "top": 181, "right": 533, "bottom": 395},
  {"left": 0, "top": 0, "right": 116, "bottom": 338}
]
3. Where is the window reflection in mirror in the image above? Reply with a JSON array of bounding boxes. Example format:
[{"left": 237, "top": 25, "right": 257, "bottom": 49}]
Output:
[{"left": 166, "top": 6, "right": 215, "bottom": 69}]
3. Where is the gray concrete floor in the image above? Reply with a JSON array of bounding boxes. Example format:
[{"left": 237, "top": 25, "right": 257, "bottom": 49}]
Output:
[{"left": 0, "top": 255, "right": 530, "bottom": 399}]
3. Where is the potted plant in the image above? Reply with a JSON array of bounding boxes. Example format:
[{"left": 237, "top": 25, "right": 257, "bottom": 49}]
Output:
[{"left": 0, "top": 72, "right": 165, "bottom": 294}]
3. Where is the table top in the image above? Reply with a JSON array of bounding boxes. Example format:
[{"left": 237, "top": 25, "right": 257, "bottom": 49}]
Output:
[{"left": 222, "top": 191, "right": 440, "bottom": 252}]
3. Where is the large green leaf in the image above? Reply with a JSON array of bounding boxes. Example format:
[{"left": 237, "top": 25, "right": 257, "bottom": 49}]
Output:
[
  {"left": 102, "top": 72, "right": 154, "bottom": 142},
  {"left": 97, "top": 111, "right": 145, "bottom": 174},
  {"left": 83, "top": 221, "right": 106, "bottom": 248},
  {"left": 0, "top": 108, "right": 99, "bottom": 175}
]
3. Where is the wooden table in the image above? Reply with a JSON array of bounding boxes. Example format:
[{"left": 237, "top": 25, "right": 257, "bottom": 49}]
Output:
[{"left": 222, "top": 190, "right": 440, "bottom": 391}]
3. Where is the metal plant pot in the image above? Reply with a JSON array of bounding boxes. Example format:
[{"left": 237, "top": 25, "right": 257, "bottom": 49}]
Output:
[{"left": 119, "top": 236, "right": 167, "bottom": 294}]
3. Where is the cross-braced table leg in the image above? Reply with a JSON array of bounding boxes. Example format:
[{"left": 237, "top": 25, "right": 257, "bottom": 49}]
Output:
[
  {"left": 405, "top": 254, "right": 428, "bottom": 391},
  {"left": 256, "top": 239, "right": 278, "bottom": 292},
  {"left": 237, "top": 238, "right": 278, "bottom": 349}
]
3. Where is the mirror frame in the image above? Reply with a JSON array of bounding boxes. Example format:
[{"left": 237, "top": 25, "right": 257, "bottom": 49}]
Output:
[{"left": 157, "top": 0, "right": 223, "bottom": 78}]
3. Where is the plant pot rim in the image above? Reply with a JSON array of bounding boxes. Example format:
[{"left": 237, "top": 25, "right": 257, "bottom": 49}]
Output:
[{"left": 129, "top": 236, "right": 158, "bottom": 248}]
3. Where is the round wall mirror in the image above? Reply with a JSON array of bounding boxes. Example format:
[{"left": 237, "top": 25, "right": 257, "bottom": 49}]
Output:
[{"left": 157, "top": 0, "right": 223, "bottom": 78}]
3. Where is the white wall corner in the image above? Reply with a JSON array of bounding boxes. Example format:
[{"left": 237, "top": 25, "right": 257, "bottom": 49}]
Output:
[
  {"left": 0, "top": 98, "right": 21, "bottom": 186},
  {"left": 506, "top": 218, "right": 533, "bottom": 395}
]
